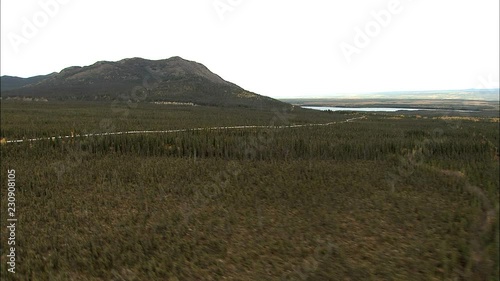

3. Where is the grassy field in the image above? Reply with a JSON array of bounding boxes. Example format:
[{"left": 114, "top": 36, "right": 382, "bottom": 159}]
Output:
[{"left": 1, "top": 100, "right": 498, "bottom": 280}]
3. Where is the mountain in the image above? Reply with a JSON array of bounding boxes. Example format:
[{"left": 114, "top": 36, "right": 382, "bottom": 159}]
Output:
[
  {"left": 1, "top": 74, "right": 55, "bottom": 92},
  {"left": 1, "top": 56, "right": 289, "bottom": 109}
]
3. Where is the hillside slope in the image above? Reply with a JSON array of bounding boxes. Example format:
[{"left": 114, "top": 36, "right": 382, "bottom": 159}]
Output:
[{"left": 1, "top": 56, "right": 288, "bottom": 109}]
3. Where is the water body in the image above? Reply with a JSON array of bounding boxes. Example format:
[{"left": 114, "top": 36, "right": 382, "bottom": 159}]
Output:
[
  {"left": 302, "top": 106, "right": 477, "bottom": 112},
  {"left": 302, "top": 106, "right": 426, "bottom": 112}
]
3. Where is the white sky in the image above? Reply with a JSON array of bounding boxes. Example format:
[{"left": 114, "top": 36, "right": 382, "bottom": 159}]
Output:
[{"left": 1, "top": 0, "right": 499, "bottom": 98}]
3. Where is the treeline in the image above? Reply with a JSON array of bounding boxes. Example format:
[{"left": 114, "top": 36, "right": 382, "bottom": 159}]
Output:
[
  {"left": 5, "top": 118, "right": 496, "bottom": 163},
  {"left": 0, "top": 100, "right": 348, "bottom": 139}
]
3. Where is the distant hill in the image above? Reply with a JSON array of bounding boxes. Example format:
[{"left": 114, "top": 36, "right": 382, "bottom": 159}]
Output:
[
  {"left": 1, "top": 56, "right": 289, "bottom": 109},
  {"left": 1, "top": 74, "right": 55, "bottom": 92},
  {"left": 293, "top": 89, "right": 500, "bottom": 101},
  {"left": 365, "top": 89, "right": 500, "bottom": 101}
]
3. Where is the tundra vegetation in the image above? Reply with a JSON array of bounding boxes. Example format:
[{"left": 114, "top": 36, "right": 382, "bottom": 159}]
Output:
[{"left": 1, "top": 100, "right": 498, "bottom": 280}]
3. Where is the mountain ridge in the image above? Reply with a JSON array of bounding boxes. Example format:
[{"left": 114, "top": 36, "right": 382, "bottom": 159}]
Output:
[{"left": 1, "top": 56, "right": 289, "bottom": 109}]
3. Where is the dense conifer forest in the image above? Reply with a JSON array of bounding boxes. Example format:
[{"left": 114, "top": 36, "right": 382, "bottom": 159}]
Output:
[{"left": 1, "top": 100, "right": 498, "bottom": 280}]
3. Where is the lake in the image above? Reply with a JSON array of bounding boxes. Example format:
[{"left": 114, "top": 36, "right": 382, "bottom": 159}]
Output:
[
  {"left": 301, "top": 106, "right": 478, "bottom": 112},
  {"left": 302, "top": 106, "right": 430, "bottom": 112}
]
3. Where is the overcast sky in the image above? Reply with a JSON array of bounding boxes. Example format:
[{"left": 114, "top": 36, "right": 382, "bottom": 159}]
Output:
[{"left": 1, "top": 0, "right": 499, "bottom": 98}]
